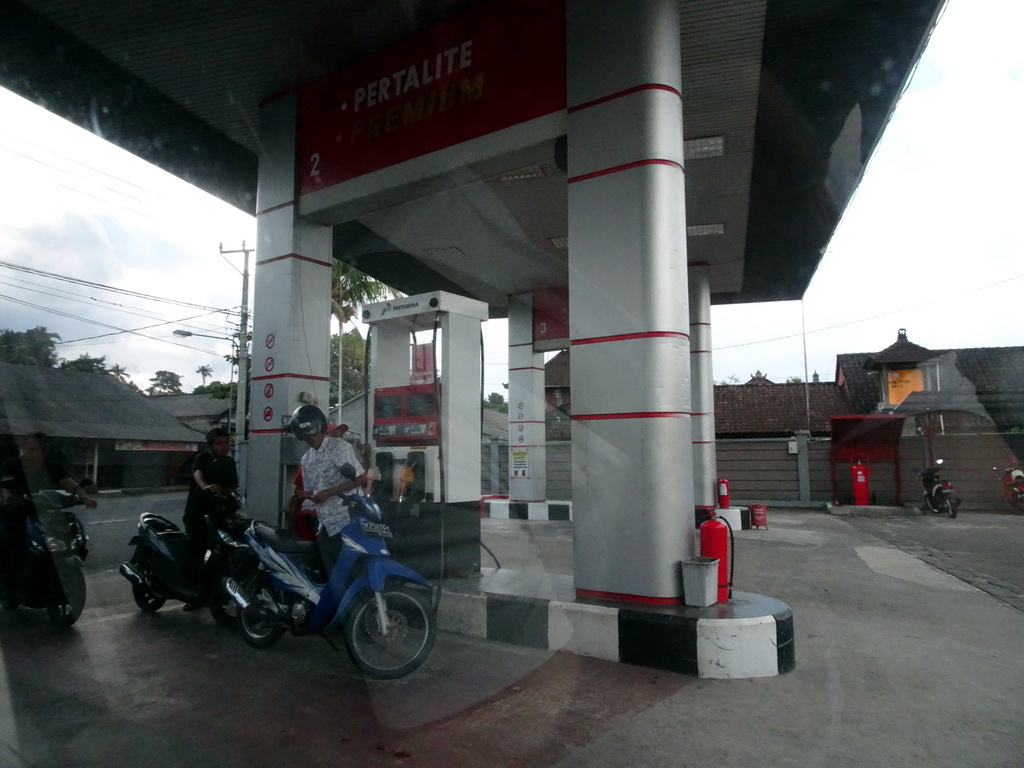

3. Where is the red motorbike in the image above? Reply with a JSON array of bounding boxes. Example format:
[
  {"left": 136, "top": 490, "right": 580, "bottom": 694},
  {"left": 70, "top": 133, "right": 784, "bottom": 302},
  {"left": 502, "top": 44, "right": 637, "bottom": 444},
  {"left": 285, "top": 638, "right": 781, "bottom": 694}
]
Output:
[{"left": 995, "top": 460, "right": 1024, "bottom": 512}]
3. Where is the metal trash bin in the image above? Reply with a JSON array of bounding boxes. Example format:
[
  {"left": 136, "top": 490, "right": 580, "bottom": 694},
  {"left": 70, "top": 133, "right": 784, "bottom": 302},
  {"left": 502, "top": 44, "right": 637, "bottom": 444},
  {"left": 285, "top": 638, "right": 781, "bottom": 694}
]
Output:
[{"left": 682, "top": 556, "right": 720, "bottom": 607}]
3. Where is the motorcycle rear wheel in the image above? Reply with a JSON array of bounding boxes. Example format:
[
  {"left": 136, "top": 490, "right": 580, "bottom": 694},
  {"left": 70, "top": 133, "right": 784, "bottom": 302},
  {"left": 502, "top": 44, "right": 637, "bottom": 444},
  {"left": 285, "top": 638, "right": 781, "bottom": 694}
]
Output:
[
  {"left": 343, "top": 586, "right": 436, "bottom": 680},
  {"left": 947, "top": 498, "right": 959, "bottom": 519},
  {"left": 132, "top": 583, "right": 167, "bottom": 613},
  {"left": 239, "top": 570, "right": 286, "bottom": 649}
]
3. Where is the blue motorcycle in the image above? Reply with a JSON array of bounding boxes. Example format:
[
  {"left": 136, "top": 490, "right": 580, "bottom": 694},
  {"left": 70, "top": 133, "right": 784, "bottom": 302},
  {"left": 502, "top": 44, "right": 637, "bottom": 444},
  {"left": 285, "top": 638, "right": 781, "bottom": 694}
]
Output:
[{"left": 225, "top": 464, "right": 437, "bottom": 679}]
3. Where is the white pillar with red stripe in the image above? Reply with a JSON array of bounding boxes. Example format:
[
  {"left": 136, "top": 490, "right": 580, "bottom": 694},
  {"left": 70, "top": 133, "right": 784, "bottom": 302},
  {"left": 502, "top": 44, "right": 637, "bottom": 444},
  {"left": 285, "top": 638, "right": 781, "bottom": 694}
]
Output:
[
  {"left": 568, "top": 0, "right": 693, "bottom": 602},
  {"left": 507, "top": 294, "right": 547, "bottom": 512},
  {"left": 689, "top": 263, "right": 717, "bottom": 509},
  {"left": 245, "top": 90, "right": 334, "bottom": 520}
]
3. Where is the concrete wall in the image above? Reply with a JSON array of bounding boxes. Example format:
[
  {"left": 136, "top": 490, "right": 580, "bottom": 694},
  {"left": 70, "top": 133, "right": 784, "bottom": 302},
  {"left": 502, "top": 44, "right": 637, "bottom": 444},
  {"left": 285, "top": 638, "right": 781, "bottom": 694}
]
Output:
[{"left": 480, "top": 432, "right": 1020, "bottom": 510}]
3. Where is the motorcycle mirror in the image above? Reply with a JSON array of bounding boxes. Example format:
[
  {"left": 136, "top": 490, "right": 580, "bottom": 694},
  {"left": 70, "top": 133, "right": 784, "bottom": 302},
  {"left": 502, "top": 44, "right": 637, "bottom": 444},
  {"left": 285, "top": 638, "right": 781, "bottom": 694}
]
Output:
[{"left": 340, "top": 463, "right": 357, "bottom": 481}]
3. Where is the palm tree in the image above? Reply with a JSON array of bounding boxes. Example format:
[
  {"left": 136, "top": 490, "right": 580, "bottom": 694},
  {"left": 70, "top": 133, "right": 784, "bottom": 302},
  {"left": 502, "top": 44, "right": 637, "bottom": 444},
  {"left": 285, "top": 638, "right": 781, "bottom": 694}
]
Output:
[
  {"left": 196, "top": 364, "right": 213, "bottom": 385},
  {"left": 330, "top": 262, "right": 395, "bottom": 425},
  {"left": 331, "top": 261, "right": 394, "bottom": 325}
]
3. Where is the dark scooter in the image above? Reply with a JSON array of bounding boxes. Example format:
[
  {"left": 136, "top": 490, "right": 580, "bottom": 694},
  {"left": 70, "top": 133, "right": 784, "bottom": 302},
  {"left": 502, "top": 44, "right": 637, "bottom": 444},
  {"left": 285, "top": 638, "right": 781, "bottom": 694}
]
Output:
[
  {"left": 918, "top": 459, "right": 961, "bottom": 518},
  {"left": 1, "top": 480, "right": 93, "bottom": 627},
  {"left": 119, "top": 492, "right": 250, "bottom": 628}
]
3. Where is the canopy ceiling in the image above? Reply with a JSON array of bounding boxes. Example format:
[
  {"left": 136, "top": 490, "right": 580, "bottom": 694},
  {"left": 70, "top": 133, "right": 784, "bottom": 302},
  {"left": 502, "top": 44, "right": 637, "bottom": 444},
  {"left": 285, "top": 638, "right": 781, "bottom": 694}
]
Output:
[{"left": 1, "top": 0, "right": 944, "bottom": 314}]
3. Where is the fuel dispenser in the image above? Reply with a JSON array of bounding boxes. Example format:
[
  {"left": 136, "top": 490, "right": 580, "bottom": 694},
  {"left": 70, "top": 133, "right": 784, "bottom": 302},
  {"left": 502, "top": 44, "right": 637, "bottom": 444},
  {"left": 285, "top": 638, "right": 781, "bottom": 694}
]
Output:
[{"left": 363, "top": 291, "right": 488, "bottom": 504}]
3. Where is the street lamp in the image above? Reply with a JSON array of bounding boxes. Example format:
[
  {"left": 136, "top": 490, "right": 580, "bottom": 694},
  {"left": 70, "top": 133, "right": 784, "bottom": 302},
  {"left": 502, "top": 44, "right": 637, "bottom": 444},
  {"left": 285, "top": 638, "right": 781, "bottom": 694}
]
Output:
[{"left": 172, "top": 330, "right": 225, "bottom": 340}]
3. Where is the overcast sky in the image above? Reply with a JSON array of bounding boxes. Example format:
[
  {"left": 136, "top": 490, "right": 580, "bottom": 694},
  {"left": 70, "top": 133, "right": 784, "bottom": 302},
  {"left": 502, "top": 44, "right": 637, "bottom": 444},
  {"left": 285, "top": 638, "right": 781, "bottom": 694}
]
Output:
[{"left": 0, "top": 0, "right": 1020, "bottom": 398}]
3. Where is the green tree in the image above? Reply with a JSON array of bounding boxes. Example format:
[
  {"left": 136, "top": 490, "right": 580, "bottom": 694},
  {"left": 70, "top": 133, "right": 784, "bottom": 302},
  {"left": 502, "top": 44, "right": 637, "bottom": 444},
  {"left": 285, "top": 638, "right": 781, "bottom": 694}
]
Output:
[
  {"left": 0, "top": 326, "right": 60, "bottom": 366},
  {"left": 59, "top": 353, "right": 108, "bottom": 374},
  {"left": 483, "top": 392, "right": 509, "bottom": 413},
  {"left": 329, "top": 330, "right": 367, "bottom": 406},
  {"left": 193, "top": 380, "right": 235, "bottom": 399},
  {"left": 147, "top": 370, "right": 184, "bottom": 395},
  {"left": 196, "top": 364, "right": 213, "bottom": 385}
]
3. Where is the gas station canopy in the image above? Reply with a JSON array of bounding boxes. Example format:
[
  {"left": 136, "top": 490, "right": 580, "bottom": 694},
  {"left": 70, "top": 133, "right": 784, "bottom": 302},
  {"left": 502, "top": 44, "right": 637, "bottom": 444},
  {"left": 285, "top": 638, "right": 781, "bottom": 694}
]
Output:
[{"left": 2, "top": 0, "right": 943, "bottom": 314}]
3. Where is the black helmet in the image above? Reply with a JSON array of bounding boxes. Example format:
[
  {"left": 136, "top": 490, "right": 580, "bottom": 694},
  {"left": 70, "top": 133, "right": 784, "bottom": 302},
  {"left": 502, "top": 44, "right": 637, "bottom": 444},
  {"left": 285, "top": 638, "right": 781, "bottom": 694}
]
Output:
[{"left": 289, "top": 404, "right": 327, "bottom": 440}]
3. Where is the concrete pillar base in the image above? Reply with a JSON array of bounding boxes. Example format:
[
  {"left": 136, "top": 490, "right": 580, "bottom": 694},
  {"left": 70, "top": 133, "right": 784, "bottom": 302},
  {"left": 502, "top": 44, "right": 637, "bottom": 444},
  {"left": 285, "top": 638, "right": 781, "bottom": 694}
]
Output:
[{"left": 439, "top": 573, "right": 795, "bottom": 679}]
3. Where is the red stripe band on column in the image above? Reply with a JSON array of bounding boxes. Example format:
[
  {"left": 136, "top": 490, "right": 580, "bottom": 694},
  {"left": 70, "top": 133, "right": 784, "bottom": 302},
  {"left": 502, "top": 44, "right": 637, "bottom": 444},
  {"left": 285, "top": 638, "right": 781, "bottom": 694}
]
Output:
[
  {"left": 509, "top": 341, "right": 533, "bottom": 348},
  {"left": 693, "top": 441, "right": 715, "bottom": 445},
  {"left": 569, "top": 158, "right": 683, "bottom": 184},
  {"left": 576, "top": 588, "right": 681, "bottom": 606},
  {"left": 509, "top": 366, "right": 545, "bottom": 372},
  {"left": 573, "top": 411, "right": 689, "bottom": 421},
  {"left": 573, "top": 331, "right": 688, "bottom": 346},
  {"left": 569, "top": 83, "right": 682, "bottom": 113},
  {"left": 256, "top": 253, "right": 332, "bottom": 268},
  {"left": 509, "top": 420, "right": 545, "bottom": 425},
  {"left": 251, "top": 373, "right": 331, "bottom": 382},
  {"left": 250, "top": 428, "right": 286, "bottom": 435}
]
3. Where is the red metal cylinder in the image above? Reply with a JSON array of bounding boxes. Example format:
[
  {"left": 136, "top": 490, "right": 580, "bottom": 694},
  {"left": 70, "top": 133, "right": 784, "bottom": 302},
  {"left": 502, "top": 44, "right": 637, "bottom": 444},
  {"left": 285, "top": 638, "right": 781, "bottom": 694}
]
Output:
[
  {"left": 717, "top": 477, "right": 730, "bottom": 508},
  {"left": 851, "top": 461, "right": 870, "bottom": 506},
  {"left": 699, "top": 515, "right": 730, "bottom": 603}
]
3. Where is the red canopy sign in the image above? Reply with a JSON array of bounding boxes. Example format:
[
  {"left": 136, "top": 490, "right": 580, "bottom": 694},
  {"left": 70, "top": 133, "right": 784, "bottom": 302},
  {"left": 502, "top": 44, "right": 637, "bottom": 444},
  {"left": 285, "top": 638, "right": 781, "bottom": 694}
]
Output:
[{"left": 297, "top": 0, "right": 566, "bottom": 195}]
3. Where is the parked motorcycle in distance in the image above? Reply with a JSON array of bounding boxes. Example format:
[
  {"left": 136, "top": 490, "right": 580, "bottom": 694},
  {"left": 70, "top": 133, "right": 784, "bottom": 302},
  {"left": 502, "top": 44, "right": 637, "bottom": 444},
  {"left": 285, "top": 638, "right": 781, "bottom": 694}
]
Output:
[
  {"left": 994, "top": 460, "right": 1024, "bottom": 512},
  {"left": 119, "top": 492, "right": 250, "bottom": 628},
  {"left": 0, "top": 479, "right": 93, "bottom": 627},
  {"left": 917, "top": 459, "right": 961, "bottom": 518},
  {"left": 225, "top": 464, "right": 437, "bottom": 679}
]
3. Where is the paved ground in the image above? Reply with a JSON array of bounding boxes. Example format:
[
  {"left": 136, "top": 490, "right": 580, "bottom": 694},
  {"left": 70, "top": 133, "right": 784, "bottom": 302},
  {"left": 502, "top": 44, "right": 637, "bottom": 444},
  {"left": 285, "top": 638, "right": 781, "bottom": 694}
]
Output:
[{"left": 1, "top": 500, "right": 1022, "bottom": 767}]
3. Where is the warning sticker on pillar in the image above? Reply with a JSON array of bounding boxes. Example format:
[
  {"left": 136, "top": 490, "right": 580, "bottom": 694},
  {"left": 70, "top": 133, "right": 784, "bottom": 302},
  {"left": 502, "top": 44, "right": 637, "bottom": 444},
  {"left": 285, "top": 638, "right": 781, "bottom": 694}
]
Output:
[
  {"left": 296, "top": 0, "right": 566, "bottom": 194},
  {"left": 511, "top": 448, "right": 530, "bottom": 478}
]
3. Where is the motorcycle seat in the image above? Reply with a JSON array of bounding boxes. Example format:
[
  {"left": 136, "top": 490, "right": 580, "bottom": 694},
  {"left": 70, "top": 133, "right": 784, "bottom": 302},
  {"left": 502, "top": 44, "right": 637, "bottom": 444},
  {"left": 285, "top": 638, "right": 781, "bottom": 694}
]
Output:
[{"left": 252, "top": 522, "right": 318, "bottom": 555}]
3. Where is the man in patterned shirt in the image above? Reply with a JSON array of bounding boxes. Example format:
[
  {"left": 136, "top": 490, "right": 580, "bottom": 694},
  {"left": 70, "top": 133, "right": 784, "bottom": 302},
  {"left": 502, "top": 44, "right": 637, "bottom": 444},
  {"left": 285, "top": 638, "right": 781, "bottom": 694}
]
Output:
[{"left": 289, "top": 405, "right": 368, "bottom": 572}]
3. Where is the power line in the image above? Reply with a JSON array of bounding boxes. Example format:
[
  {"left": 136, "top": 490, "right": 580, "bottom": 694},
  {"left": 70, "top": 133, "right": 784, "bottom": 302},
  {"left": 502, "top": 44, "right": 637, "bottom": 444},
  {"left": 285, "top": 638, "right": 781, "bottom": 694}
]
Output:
[
  {"left": 0, "top": 293, "right": 228, "bottom": 354},
  {"left": 0, "top": 275, "right": 230, "bottom": 335},
  {"left": 0, "top": 259, "right": 232, "bottom": 313}
]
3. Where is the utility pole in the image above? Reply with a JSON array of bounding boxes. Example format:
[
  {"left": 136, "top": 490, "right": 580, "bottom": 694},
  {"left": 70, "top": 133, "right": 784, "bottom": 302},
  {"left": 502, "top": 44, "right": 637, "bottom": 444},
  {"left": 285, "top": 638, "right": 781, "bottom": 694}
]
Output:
[{"left": 220, "top": 241, "right": 253, "bottom": 441}]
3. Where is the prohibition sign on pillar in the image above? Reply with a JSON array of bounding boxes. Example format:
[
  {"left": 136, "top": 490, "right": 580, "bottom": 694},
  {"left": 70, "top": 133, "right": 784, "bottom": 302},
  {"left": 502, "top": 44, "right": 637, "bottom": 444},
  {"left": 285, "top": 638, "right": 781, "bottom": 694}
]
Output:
[
  {"left": 265, "top": 334, "right": 275, "bottom": 349},
  {"left": 264, "top": 357, "right": 275, "bottom": 372},
  {"left": 264, "top": 383, "right": 274, "bottom": 398},
  {"left": 263, "top": 407, "right": 274, "bottom": 422}
]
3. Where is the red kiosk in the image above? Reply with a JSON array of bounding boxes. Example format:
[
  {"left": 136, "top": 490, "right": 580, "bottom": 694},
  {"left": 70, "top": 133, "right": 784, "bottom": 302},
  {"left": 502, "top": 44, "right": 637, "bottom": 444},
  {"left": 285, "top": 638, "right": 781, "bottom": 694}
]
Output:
[{"left": 830, "top": 415, "right": 906, "bottom": 507}]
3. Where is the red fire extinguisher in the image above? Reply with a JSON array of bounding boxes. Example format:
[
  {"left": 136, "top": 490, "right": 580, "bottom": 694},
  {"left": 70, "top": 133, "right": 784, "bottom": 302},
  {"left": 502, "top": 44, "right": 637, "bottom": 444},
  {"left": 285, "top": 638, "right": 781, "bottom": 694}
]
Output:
[
  {"left": 851, "top": 460, "right": 870, "bottom": 506},
  {"left": 700, "top": 512, "right": 732, "bottom": 603},
  {"left": 717, "top": 476, "right": 730, "bottom": 509}
]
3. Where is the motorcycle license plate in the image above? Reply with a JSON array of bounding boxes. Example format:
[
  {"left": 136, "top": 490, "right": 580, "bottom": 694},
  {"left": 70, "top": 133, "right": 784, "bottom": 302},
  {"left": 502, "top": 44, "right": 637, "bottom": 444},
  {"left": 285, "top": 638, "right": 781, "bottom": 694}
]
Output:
[{"left": 359, "top": 520, "right": 393, "bottom": 539}]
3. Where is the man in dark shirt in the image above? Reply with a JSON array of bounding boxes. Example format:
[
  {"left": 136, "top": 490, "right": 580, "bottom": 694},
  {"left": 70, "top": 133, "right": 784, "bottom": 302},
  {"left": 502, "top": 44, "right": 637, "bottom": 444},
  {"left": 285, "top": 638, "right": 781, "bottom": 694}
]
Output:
[
  {"left": 181, "top": 428, "right": 237, "bottom": 603},
  {"left": 0, "top": 433, "right": 97, "bottom": 607}
]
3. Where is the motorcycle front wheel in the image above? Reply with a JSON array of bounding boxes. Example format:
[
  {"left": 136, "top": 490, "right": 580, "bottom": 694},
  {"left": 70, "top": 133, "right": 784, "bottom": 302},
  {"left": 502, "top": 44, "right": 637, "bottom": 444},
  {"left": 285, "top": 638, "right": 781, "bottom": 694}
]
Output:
[
  {"left": 48, "top": 564, "right": 86, "bottom": 628},
  {"left": 947, "top": 497, "right": 960, "bottom": 519},
  {"left": 343, "top": 586, "right": 436, "bottom": 680},
  {"left": 239, "top": 570, "right": 286, "bottom": 649},
  {"left": 132, "top": 583, "right": 167, "bottom": 613},
  {"left": 207, "top": 561, "right": 239, "bottom": 630}
]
